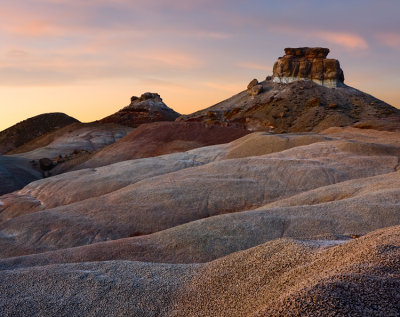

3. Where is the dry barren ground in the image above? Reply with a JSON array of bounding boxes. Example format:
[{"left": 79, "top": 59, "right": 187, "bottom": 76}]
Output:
[{"left": 1, "top": 127, "right": 400, "bottom": 316}]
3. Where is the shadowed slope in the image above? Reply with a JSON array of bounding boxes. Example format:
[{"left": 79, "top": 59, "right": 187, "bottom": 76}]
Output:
[
  {"left": 75, "top": 121, "right": 249, "bottom": 170},
  {"left": 0, "top": 113, "right": 79, "bottom": 155},
  {"left": 173, "top": 226, "right": 400, "bottom": 316},
  {"left": 10, "top": 122, "right": 132, "bottom": 160},
  {"left": 0, "top": 156, "right": 41, "bottom": 195}
]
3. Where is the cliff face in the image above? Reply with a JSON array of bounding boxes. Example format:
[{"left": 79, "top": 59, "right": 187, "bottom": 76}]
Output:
[{"left": 272, "top": 47, "right": 344, "bottom": 88}]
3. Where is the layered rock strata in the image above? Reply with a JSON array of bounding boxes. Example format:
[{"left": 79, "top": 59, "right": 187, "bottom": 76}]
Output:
[{"left": 273, "top": 47, "right": 344, "bottom": 88}]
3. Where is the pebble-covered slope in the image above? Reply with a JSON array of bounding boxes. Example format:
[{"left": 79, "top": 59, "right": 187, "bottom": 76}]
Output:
[{"left": 1, "top": 127, "right": 400, "bottom": 316}]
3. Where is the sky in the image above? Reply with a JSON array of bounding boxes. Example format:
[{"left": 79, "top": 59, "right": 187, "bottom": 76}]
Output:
[{"left": 1, "top": 0, "right": 400, "bottom": 130}]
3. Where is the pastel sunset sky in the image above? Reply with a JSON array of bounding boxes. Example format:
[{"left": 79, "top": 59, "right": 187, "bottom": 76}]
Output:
[{"left": 1, "top": 0, "right": 399, "bottom": 130}]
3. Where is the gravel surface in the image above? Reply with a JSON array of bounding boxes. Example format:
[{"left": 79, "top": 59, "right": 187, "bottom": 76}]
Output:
[{"left": 1, "top": 127, "right": 400, "bottom": 316}]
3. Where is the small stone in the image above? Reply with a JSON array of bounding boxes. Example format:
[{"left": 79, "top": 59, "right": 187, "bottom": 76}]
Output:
[
  {"left": 306, "top": 97, "right": 320, "bottom": 107},
  {"left": 247, "top": 79, "right": 259, "bottom": 90},
  {"left": 248, "top": 84, "right": 263, "bottom": 96},
  {"left": 329, "top": 103, "right": 338, "bottom": 109},
  {"left": 39, "top": 158, "right": 54, "bottom": 171}
]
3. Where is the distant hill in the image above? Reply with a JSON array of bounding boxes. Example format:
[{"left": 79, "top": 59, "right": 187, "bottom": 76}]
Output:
[
  {"left": 0, "top": 113, "right": 79, "bottom": 154},
  {"left": 99, "top": 92, "right": 180, "bottom": 127}
]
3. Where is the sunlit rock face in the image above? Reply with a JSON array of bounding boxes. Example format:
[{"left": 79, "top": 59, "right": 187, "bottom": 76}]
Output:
[{"left": 273, "top": 47, "right": 345, "bottom": 88}]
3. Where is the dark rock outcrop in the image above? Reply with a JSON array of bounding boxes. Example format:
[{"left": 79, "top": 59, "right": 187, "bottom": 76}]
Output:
[
  {"left": 99, "top": 93, "right": 180, "bottom": 128},
  {"left": 0, "top": 113, "right": 79, "bottom": 155},
  {"left": 0, "top": 156, "right": 41, "bottom": 195},
  {"left": 272, "top": 47, "right": 344, "bottom": 88}
]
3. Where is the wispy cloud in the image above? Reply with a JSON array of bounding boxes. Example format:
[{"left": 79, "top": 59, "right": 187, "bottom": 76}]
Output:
[
  {"left": 266, "top": 24, "right": 368, "bottom": 50},
  {"left": 313, "top": 31, "right": 368, "bottom": 49},
  {"left": 375, "top": 32, "right": 400, "bottom": 50}
]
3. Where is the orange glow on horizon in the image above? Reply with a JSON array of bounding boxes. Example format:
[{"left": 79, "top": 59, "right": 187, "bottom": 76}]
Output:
[{"left": 1, "top": 1, "right": 399, "bottom": 131}]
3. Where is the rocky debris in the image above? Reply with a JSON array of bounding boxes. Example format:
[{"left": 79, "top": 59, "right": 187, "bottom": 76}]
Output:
[
  {"left": 247, "top": 79, "right": 263, "bottom": 96},
  {"left": 272, "top": 47, "right": 344, "bottom": 88},
  {"left": 99, "top": 93, "right": 180, "bottom": 128},
  {"left": 0, "top": 113, "right": 79, "bottom": 155},
  {"left": 247, "top": 79, "right": 259, "bottom": 90},
  {"left": 306, "top": 97, "right": 321, "bottom": 107}
]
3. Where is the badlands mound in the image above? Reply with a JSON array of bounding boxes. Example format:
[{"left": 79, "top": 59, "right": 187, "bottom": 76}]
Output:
[
  {"left": 74, "top": 121, "right": 249, "bottom": 169},
  {"left": 178, "top": 48, "right": 400, "bottom": 133},
  {"left": 0, "top": 112, "right": 79, "bottom": 154},
  {"left": 99, "top": 92, "right": 180, "bottom": 127},
  {"left": 5, "top": 122, "right": 132, "bottom": 178}
]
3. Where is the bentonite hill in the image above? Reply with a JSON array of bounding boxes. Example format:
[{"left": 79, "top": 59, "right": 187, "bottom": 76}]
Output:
[{"left": 1, "top": 47, "right": 400, "bottom": 316}]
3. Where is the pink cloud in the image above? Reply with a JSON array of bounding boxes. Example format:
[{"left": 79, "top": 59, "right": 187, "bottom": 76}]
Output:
[
  {"left": 267, "top": 24, "right": 368, "bottom": 50},
  {"left": 313, "top": 31, "right": 368, "bottom": 49},
  {"left": 375, "top": 32, "right": 400, "bottom": 50},
  {"left": 5, "top": 20, "right": 61, "bottom": 37}
]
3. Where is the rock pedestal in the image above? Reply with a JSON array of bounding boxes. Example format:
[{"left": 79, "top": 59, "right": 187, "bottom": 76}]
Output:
[{"left": 272, "top": 47, "right": 344, "bottom": 88}]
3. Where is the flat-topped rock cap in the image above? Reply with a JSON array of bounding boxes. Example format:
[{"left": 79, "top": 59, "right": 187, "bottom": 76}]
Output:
[
  {"left": 273, "top": 47, "right": 344, "bottom": 88},
  {"left": 284, "top": 47, "right": 330, "bottom": 58}
]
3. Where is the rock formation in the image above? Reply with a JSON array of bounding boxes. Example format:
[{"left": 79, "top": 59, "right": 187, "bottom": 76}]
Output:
[
  {"left": 247, "top": 79, "right": 263, "bottom": 96},
  {"left": 99, "top": 93, "right": 180, "bottom": 128},
  {"left": 0, "top": 113, "right": 79, "bottom": 155},
  {"left": 272, "top": 47, "right": 344, "bottom": 88},
  {"left": 178, "top": 47, "right": 400, "bottom": 132}
]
